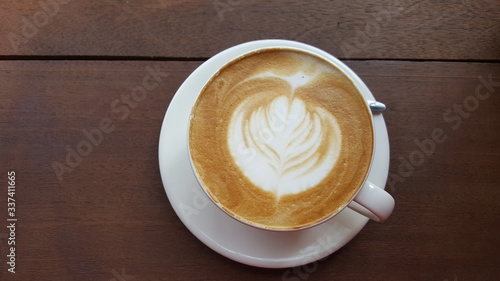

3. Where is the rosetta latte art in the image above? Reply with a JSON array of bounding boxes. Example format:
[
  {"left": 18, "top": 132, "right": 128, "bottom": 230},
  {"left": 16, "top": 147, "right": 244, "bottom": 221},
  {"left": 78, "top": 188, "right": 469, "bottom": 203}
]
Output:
[
  {"left": 228, "top": 77, "right": 342, "bottom": 197},
  {"left": 190, "top": 49, "right": 374, "bottom": 229}
]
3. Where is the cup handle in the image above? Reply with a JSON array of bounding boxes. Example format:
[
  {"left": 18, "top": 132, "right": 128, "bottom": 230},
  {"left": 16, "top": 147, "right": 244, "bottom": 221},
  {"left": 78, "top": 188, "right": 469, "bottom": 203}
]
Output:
[{"left": 348, "top": 181, "right": 395, "bottom": 222}]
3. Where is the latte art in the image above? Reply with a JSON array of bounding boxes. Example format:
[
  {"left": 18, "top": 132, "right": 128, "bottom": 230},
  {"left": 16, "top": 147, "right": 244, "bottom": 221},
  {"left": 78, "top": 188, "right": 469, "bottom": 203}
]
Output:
[
  {"left": 188, "top": 48, "right": 374, "bottom": 229},
  {"left": 228, "top": 86, "right": 341, "bottom": 197}
]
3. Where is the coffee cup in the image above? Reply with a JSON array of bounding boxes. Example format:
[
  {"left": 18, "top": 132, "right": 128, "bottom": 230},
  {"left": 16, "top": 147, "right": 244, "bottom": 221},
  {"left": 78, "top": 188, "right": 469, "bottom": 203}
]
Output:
[{"left": 187, "top": 40, "right": 394, "bottom": 231}]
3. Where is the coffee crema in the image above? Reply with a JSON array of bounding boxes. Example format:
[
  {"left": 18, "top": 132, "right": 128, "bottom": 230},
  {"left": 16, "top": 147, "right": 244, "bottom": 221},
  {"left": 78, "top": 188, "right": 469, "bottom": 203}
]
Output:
[{"left": 189, "top": 48, "right": 374, "bottom": 230}]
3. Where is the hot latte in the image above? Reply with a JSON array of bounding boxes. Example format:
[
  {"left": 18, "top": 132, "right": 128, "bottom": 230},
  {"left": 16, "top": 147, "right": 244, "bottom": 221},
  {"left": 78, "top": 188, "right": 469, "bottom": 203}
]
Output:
[{"left": 188, "top": 48, "right": 374, "bottom": 230}]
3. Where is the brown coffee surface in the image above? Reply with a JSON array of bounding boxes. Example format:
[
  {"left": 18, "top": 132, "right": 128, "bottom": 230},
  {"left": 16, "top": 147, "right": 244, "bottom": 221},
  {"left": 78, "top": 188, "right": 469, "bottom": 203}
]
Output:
[{"left": 189, "top": 48, "right": 373, "bottom": 230}]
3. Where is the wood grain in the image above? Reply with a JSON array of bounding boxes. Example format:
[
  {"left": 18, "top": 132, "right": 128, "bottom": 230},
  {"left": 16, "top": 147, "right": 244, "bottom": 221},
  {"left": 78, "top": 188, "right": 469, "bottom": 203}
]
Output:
[
  {"left": 0, "top": 60, "right": 498, "bottom": 280},
  {"left": 0, "top": 0, "right": 499, "bottom": 60}
]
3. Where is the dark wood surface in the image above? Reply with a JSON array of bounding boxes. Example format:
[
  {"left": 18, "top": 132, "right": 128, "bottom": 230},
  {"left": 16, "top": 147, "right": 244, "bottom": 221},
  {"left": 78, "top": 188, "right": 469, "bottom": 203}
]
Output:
[
  {"left": 1, "top": 1, "right": 499, "bottom": 281},
  {"left": 1, "top": 0, "right": 499, "bottom": 60}
]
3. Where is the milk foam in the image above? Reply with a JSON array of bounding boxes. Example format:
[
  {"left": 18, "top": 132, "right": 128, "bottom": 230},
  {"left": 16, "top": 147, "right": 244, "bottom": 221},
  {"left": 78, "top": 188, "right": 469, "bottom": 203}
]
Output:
[{"left": 228, "top": 72, "right": 342, "bottom": 197}]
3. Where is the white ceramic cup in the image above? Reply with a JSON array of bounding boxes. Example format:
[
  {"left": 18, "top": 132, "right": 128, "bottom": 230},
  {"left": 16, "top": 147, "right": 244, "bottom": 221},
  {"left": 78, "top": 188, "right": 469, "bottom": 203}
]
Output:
[{"left": 188, "top": 40, "right": 395, "bottom": 230}]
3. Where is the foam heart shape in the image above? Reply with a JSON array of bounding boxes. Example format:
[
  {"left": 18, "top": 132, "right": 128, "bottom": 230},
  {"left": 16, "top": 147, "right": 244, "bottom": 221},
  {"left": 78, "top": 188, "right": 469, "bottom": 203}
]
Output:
[{"left": 228, "top": 89, "right": 342, "bottom": 197}]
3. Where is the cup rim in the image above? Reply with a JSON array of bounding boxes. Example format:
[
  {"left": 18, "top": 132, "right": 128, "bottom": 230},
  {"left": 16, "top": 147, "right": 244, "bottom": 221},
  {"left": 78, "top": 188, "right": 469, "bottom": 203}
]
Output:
[{"left": 187, "top": 40, "right": 376, "bottom": 232}]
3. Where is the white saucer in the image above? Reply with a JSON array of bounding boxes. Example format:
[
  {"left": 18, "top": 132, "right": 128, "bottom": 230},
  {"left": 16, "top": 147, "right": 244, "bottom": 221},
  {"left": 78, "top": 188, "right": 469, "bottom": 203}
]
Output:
[{"left": 158, "top": 40, "right": 390, "bottom": 268}]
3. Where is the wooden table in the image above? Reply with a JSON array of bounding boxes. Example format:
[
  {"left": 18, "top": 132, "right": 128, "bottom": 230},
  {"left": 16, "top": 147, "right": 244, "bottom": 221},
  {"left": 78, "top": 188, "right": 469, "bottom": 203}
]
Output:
[{"left": 1, "top": 1, "right": 499, "bottom": 280}]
